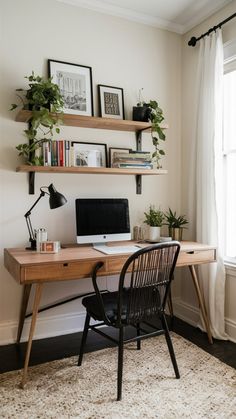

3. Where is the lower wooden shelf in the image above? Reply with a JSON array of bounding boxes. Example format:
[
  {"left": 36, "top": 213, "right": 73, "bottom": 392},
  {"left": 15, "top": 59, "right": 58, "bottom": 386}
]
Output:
[
  {"left": 16, "top": 165, "right": 167, "bottom": 195},
  {"left": 16, "top": 165, "right": 167, "bottom": 176}
]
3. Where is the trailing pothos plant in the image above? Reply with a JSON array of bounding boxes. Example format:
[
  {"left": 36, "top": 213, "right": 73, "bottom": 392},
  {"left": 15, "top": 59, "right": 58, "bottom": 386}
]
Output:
[
  {"left": 10, "top": 72, "right": 64, "bottom": 165},
  {"left": 143, "top": 100, "right": 166, "bottom": 169},
  {"left": 135, "top": 90, "right": 166, "bottom": 168}
]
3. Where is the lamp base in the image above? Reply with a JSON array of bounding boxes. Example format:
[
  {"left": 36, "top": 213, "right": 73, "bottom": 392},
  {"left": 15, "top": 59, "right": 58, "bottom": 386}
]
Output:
[{"left": 25, "top": 239, "right": 37, "bottom": 251}]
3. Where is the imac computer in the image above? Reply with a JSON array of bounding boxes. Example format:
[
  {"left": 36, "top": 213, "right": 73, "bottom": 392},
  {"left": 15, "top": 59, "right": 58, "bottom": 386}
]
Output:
[{"left": 75, "top": 198, "right": 139, "bottom": 255}]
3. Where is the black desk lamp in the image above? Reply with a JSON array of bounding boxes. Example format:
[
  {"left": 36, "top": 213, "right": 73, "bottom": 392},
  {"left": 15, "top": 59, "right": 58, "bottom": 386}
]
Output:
[{"left": 24, "top": 183, "right": 67, "bottom": 250}]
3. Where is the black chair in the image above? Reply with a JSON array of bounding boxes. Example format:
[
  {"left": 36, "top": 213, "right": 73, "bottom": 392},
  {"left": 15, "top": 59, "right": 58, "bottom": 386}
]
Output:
[{"left": 78, "top": 241, "right": 181, "bottom": 401}]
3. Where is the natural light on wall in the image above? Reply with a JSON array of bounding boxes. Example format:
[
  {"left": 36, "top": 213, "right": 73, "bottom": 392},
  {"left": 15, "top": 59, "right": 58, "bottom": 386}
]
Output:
[{"left": 223, "top": 64, "right": 236, "bottom": 259}]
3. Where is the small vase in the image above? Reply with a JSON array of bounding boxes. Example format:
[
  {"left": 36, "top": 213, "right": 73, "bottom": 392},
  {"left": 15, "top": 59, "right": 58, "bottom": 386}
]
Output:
[
  {"left": 169, "top": 227, "right": 183, "bottom": 241},
  {"left": 132, "top": 106, "right": 151, "bottom": 122},
  {"left": 148, "top": 226, "right": 161, "bottom": 242}
]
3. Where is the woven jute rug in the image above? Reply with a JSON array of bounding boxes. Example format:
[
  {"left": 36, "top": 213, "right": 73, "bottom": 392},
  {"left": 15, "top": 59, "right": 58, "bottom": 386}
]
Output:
[{"left": 0, "top": 333, "right": 235, "bottom": 418}]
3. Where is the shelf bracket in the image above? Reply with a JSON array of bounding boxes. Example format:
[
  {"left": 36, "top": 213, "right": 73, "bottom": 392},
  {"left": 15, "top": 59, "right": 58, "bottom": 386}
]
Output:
[
  {"left": 29, "top": 172, "right": 35, "bottom": 194},
  {"left": 135, "top": 130, "right": 143, "bottom": 194},
  {"left": 136, "top": 174, "right": 142, "bottom": 194}
]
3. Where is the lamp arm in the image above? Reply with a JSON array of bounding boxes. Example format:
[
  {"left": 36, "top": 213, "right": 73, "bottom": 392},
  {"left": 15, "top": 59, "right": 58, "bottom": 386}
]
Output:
[
  {"left": 24, "top": 191, "right": 46, "bottom": 218},
  {"left": 24, "top": 191, "right": 46, "bottom": 246},
  {"left": 25, "top": 214, "right": 35, "bottom": 242}
]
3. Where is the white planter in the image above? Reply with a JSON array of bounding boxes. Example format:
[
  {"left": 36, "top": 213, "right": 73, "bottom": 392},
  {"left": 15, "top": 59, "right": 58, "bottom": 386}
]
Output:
[{"left": 148, "top": 226, "right": 161, "bottom": 242}]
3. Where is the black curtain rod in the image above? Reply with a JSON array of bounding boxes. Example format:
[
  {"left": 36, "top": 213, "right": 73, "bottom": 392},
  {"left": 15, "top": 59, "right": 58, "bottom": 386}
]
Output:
[{"left": 188, "top": 12, "right": 236, "bottom": 47}]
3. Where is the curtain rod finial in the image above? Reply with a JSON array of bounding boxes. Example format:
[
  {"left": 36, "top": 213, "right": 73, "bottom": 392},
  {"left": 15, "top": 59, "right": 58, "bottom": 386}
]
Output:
[{"left": 188, "top": 36, "right": 197, "bottom": 47}]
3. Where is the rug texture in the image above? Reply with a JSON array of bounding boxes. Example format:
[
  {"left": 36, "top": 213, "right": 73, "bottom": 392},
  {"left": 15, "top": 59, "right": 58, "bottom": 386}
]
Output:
[{"left": 0, "top": 334, "right": 235, "bottom": 419}]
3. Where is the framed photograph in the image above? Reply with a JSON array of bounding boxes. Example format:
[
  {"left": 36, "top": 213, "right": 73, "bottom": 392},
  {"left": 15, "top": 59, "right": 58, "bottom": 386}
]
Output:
[
  {"left": 72, "top": 141, "right": 107, "bottom": 167},
  {"left": 98, "top": 85, "right": 125, "bottom": 120},
  {"left": 48, "top": 59, "right": 94, "bottom": 116},
  {"left": 109, "top": 147, "right": 131, "bottom": 168}
]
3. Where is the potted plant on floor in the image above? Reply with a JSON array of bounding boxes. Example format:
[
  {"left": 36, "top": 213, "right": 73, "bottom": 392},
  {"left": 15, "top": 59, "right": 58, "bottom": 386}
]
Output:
[
  {"left": 10, "top": 72, "right": 64, "bottom": 165},
  {"left": 132, "top": 90, "right": 166, "bottom": 169},
  {"left": 144, "top": 205, "right": 165, "bottom": 242},
  {"left": 164, "top": 208, "right": 188, "bottom": 241}
]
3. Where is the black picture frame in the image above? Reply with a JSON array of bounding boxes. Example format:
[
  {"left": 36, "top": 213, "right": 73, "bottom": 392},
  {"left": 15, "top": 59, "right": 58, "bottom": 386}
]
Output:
[
  {"left": 109, "top": 147, "right": 131, "bottom": 168},
  {"left": 98, "top": 84, "right": 125, "bottom": 120},
  {"left": 48, "top": 59, "right": 94, "bottom": 116},
  {"left": 72, "top": 141, "right": 107, "bottom": 167}
]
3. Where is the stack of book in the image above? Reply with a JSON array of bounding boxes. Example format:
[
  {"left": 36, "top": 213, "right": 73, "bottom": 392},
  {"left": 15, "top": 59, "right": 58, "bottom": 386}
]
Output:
[
  {"left": 112, "top": 150, "right": 153, "bottom": 169},
  {"left": 42, "top": 140, "right": 72, "bottom": 167}
]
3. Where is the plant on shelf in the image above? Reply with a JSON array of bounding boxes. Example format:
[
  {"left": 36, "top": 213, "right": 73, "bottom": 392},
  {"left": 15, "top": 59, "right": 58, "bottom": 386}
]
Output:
[
  {"left": 132, "top": 89, "right": 166, "bottom": 169},
  {"left": 10, "top": 72, "right": 64, "bottom": 165},
  {"left": 164, "top": 208, "right": 188, "bottom": 241},
  {"left": 144, "top": 205, "right": 165, "bottom": 242}
]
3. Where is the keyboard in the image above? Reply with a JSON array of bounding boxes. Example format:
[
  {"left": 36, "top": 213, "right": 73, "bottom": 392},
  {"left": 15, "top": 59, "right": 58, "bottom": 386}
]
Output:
[{"left": 93, "top": 244, "right": 141, "bottom": 255}]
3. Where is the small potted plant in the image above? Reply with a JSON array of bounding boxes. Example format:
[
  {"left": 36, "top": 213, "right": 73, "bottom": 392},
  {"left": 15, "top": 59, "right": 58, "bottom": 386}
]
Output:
[
  {"left": 10, "top": 72, "right": 64, "bottom": 165},
  {"left": 132, "top": 90, "right": 166, "bottom": 169},
  {"left": 144, "top": 205, "right": 165, "bottom": 242},
  {"left": 164, "top": 208, "right": 188, "bottom": 241}
]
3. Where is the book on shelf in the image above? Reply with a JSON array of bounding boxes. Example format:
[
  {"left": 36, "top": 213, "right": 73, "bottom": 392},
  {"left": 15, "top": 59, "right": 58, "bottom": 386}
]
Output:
[
  {"left": 42, "top": 141, "right": 51, "bottom": 166},
  {"left": 113, "top": 163, "right": 153, "bottom": 169},
  {"left": 113, "top": 151, "right": 151, "bottom": 160},
  {"left": 112, "top": 150, "right": 152, "bottom": 168}
]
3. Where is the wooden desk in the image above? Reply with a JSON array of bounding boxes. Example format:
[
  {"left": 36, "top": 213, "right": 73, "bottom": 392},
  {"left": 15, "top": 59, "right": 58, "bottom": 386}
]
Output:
[{"left": 4, "top": 241, "right": 216, "bottom": 387}]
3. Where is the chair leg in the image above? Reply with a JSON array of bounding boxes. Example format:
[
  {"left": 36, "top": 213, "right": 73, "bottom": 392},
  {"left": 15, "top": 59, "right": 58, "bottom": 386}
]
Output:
[
  {"left": 78, "top": 312, "right": 90, "bottom": 366},
  {"left": 117, "top": 327, "right": 124, "bottom": 401},
  {"left": 137, "top": 322, "right": 141, "bottom": 350},
  {"left": 161, "top": 313, "right": 180, "bottom": 379}
]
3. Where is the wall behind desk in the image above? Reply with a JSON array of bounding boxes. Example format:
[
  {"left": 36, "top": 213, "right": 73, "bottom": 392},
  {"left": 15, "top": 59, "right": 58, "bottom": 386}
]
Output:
[{"left": 0, "top": 0, "right": 182, "bottom": 344}]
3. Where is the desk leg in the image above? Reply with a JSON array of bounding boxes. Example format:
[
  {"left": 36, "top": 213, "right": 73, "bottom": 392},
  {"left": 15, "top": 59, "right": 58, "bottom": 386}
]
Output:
[
  {"left": 17, "top": 284, "right": 32, "bottom": 344},
  {"left": 20, "top": 283, "right": 43, "bottom": 389},
  {"left": 188, "top": 265, "right": 213, "bottom": 344}
]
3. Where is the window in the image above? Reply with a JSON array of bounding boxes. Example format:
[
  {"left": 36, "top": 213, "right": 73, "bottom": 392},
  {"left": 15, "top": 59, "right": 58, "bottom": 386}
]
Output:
[{"left": 223, "top": 55, "right": 236, "bottom": 260}]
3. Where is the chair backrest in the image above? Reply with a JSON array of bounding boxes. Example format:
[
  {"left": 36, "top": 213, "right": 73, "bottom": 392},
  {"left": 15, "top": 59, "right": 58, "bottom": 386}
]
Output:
[{"left": 117, "top": 242, "right": 180, "bottom": 325}]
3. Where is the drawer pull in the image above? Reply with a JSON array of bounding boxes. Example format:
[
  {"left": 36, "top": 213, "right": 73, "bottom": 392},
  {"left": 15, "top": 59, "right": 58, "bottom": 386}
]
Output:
[
  {"left": 186, "top": 251, "right": 194, "bottom": 254},
  {"left": 63, "top": 263, "right": 68, "bottom": 267}
]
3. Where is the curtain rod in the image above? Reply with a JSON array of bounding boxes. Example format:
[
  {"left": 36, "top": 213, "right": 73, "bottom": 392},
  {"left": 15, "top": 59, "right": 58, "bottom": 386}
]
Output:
[{"left": 188, "top": 12, "right": 236, "bottom": 47}]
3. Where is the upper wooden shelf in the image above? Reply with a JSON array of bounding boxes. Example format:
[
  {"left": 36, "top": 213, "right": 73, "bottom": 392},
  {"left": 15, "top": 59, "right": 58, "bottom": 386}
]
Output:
[
  {"left": 16, "top": 165, "right": 167, "bottom": 176},
  {"left": 15, "top": 110, "right": 168, "bottom": 132}
]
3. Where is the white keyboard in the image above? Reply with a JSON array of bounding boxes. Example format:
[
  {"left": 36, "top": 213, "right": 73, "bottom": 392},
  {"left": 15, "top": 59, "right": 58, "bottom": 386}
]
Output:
[{"left": 93, "top": 244, "right": 140, "bottom": 255}]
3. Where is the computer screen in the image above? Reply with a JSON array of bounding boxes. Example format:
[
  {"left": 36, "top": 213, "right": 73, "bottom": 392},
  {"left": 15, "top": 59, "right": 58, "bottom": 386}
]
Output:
[{"left": 75, "top": 198, "right": 131, "bottom": 245}]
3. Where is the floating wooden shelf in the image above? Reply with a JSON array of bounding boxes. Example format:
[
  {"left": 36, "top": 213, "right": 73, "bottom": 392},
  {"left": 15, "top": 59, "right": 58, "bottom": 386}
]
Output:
[
  {"left": 16, "top": 165, "right": 167, "bottom": 176},
  {"left": 15, "top": 110, "right": 168, "bottom": 194},
  {"left": 15, "top": 110, "right": 168, "bottom": 132}
]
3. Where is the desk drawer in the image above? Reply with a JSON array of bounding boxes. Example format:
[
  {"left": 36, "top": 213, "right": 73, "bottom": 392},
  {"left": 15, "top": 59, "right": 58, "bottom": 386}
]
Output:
[
  {"left": 22, "top": 260, "right": 106, "bottom": 283},
  {"left": 177, "top": 249, "right": 216, "bottom": 266},
  {"left": 106, "top": 257, "right": 130, "bottom": 274}
]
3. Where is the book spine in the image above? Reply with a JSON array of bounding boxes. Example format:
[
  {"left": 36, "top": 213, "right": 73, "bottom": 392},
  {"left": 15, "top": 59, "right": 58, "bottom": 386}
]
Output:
[
  {"left": 43, "top": 141, "right": 51, "bottom": 166},
  {"left": 59, "top": 140, "right": 64, "bottom": 166},
  {"left": 65, "top": 140, "right": 70, "bottom": 167},
  {"left": 51, "top": 141, "right": 58, "bottom": 166}
]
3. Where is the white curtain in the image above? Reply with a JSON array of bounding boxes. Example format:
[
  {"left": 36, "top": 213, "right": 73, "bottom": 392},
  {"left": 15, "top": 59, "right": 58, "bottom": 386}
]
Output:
[{"left": 194, "top": 29, "right": 227, "bottom": 339}]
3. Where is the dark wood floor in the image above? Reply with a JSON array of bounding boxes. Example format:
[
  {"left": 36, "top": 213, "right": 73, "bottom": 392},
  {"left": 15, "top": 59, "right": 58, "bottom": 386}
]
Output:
[{"left": 0, "top": 316, "right": 235, "bottom": 374}]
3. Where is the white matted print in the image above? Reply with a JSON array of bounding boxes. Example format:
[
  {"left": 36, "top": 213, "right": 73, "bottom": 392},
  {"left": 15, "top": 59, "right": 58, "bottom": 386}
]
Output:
[
  {"left": 48, "top": 60, "right": 93, "bottom": 116},
  {"left": 72, "top": 142, "right": 107, "bottom": 167},
  {"left": 98, "top": 85, "right": 125, "bottom": 119}
]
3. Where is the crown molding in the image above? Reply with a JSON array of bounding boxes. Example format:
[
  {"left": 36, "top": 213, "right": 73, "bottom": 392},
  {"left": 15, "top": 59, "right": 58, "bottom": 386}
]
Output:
[
  {"left": 56, "top": 0, "right": 184, "bottom": 34},
  {"left": 56, "top": 0, "right": 233, "bottom": 35}
]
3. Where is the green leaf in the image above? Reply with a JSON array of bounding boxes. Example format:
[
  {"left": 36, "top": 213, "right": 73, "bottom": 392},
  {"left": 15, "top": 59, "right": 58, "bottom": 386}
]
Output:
[{"left": 9, "top": 104, "right": 17, "bottom": 111}]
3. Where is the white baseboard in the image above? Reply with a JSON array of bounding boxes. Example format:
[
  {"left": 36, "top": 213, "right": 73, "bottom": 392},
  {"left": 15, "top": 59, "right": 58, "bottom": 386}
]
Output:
[
  {"left": 173, "top": 297, "right": 236, "bottom": 343},
  {"left": 172, "top": 297, "right": 200, "bottom": 326},
  {"left": 0, "top": 311, "right": 86, "bottom": 345},
  {"left": 1, "top": 300, "right": 236, "bottom": 345}
]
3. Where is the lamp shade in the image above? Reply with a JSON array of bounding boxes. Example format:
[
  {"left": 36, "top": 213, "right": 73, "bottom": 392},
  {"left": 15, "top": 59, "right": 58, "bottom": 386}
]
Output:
[{"left": 48, "top": 183, "right": 67, "bottom": 209}]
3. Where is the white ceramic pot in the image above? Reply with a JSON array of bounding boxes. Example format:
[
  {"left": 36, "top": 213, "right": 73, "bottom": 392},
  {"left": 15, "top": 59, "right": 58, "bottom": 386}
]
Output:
[{"left": 148, "top": 226, "right": 161, "bottom": 242}]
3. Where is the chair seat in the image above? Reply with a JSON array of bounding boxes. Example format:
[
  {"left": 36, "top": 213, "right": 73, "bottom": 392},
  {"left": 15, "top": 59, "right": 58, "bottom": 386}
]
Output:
[
  {"left": 82, "top": 287, "right": 161, "bottom": 325},
  {"left": 82, "top": 290, "right": 128, "bottom": 324}
]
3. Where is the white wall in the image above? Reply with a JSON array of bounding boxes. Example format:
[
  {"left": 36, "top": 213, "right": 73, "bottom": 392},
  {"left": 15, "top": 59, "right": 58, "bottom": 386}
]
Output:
[
  {"left": 0, "top": 0, "right": 182, "bottom": 343},
  {"left": 179, "top": 0, "right": 236, "bottom": 342}
]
